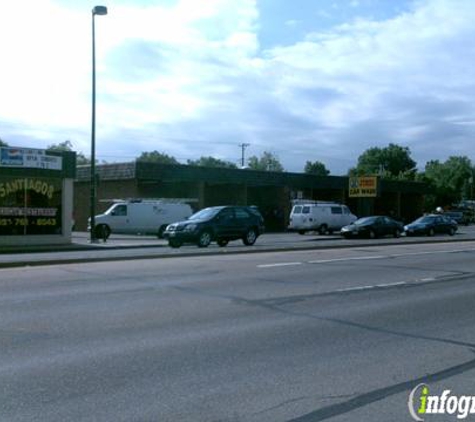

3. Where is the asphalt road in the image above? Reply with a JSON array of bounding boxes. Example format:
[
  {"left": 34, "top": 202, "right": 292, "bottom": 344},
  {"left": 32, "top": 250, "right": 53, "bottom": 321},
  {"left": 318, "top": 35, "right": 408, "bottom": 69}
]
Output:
[{"left": 2, "top": 241, "right": 475, "bottom": 421}]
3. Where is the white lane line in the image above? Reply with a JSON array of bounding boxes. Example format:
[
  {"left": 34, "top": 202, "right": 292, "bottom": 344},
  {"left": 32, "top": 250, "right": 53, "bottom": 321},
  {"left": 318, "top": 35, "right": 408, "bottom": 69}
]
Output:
[
  {"left": 308, "top": 256, "right": 385, "bottom": 264},
  {"left": 258, "top": 262, "right": 303, "bottom": 268},
  {"left": 258, "top": 246, "right": 475, "bottom": 269},
  {"left": 336, "top": 281, "right": 407, "bottom": 293},
  {"left": 419, "top": 277, "right": 436, "bottom": 282},
  {"left": 375, "top": 282, "right": 407, "bottom": 288},
  {"left": 336, "top": 286, "right": 375, "bottom": 292},
  {"left": 390, "top": 248, "right": 475, "bottom": 258}
]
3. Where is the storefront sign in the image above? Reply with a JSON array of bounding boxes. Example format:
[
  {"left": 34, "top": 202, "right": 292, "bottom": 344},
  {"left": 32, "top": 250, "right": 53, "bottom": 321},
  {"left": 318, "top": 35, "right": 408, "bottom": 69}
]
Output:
[
  {"left": 0, "top": 178, "right": 55, "bottom": 199},
  {"left": 0, "top": 176, "right": 62, "bottom": 235},
  {"left": 349, "top": 176, "right": 378, "bottom": 197},
  {"left": 0, "top": 147, "right": 62, "bottom": 170}
]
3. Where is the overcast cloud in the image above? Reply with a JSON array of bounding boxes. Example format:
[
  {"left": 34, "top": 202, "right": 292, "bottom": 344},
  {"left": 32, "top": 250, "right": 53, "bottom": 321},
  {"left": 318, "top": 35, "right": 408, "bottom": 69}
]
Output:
[{"left": 0, "top": 0, "right": 474, "bottom": 174}]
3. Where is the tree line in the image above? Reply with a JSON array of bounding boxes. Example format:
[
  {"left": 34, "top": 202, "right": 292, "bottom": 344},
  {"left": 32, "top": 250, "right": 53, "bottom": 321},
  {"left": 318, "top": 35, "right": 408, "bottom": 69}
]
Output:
[{"left": 1, "top": 138, "right": 473, "bottom": 208}]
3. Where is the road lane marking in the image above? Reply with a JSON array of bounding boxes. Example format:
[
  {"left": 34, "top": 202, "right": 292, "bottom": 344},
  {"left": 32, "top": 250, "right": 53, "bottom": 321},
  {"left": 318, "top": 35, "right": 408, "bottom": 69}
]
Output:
[
  {"left": 258, "top": 262, "right": 303, "bottom": 268},
  {"left": 336, "top": 281, "right": 407, "bottom": 293},
  {"left": 389, "top": 248, "right": 475, "bottom": 258},
  {"left": 257, "top": 247, "right": 475, "bottom": 269},
  {"left": 308, "top": 256, "right": 385, "bottom": 264},
  {"left": 375, "top": 282, "right": 407, "bottom": 288},
  {"left": 335, "top": 285, "right": 376, "bottom": 292}
]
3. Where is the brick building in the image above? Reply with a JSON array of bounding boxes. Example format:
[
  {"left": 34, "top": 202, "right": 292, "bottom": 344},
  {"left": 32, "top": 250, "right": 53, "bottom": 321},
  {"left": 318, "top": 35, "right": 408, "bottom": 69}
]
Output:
[{"left": 74, "top": 161, "right": 426, "bottom": 231}]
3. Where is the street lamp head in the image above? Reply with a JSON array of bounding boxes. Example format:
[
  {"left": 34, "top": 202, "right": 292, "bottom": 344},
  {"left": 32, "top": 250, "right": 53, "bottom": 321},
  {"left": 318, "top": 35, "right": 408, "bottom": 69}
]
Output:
[{"left": 92, "top": 5, "right": 108, "bottom": 15}]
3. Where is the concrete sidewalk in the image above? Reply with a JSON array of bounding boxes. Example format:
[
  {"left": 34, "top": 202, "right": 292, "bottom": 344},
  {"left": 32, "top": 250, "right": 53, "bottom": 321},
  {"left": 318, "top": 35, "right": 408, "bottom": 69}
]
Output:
[
  {"left": 1, "top": 230, "right": 475, "bottom": 268},
  {"left": 0, "top": 232, "right": 168, "bottom": 254}
]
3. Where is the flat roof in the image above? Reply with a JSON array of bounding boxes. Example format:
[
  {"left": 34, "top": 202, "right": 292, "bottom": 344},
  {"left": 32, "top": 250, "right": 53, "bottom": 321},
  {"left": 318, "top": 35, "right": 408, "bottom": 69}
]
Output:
[{"left": 75, "top": 161, "right": 427, "bottom": 193}]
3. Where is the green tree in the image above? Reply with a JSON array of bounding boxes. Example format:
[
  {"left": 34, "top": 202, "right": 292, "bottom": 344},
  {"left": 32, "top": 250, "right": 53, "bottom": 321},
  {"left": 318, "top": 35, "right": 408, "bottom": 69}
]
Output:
[
  {"left": 418, "top": 156, "right": 473, "bottom": 206},
  {"left": 136, "top": 150, "right": 179, "bottom": 165},
  {"left": 304, "top": 160, "right": 330, "bottom": 176},
  {"left": 187, "top": 156, "right": 237, "bottom": 169},
  {"left": 354, "top": 143, "right": 416, "bottom": 179},
  {"left": 0, "top": 138, "right": 7, "bottom": 147},
  {"left": 47, "top": 140, "right": 90, "bottom": 164},
  {"left": 247, "top": 151, "right": 284, "bottom": 172}
]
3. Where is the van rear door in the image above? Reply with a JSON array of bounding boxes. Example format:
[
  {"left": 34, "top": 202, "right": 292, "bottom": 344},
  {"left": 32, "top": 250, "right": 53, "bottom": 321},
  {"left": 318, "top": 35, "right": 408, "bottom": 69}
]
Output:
[{"left": 289, "top": 205, "right": 307, "bottom": 229}]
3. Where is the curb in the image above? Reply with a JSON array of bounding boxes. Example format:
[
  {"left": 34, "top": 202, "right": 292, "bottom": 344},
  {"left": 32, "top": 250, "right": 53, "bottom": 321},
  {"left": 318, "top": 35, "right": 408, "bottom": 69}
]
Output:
[{"left": 1, "top": 236, "right": 474, "bottom": 269}]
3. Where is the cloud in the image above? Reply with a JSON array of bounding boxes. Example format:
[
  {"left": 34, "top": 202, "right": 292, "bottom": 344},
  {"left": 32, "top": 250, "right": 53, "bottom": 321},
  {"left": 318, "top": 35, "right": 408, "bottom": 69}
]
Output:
[
  {"left": 1, "top": 0, "right": 475, "bottom": 175},
  {"left": 261, "top": 0, "right": 475, "bottom": 170}
]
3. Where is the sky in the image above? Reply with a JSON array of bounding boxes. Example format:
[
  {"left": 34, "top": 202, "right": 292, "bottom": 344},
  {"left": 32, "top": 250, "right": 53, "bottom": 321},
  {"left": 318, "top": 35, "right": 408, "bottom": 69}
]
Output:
[{"left": 0, "top": 0, "right": 474, "bottom": 175}]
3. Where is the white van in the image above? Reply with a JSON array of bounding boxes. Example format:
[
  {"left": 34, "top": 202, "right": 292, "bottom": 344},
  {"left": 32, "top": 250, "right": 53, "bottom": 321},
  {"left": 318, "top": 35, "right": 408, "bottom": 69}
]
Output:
[
  {"left": 288, "top": 202, "right": 357, "bottom": 235},
  {"left": 90, "top": 199, "right": 194, "bottom": 239}
]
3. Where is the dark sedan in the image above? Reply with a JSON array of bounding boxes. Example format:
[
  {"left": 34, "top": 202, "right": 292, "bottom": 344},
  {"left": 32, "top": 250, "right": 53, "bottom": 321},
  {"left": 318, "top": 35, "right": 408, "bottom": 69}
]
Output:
[
  {"left": 341, "top": 216, "right": 404, "bottom": 239},
  {"left": 404, "top": 214, "right": 457, "bottom": 236}
]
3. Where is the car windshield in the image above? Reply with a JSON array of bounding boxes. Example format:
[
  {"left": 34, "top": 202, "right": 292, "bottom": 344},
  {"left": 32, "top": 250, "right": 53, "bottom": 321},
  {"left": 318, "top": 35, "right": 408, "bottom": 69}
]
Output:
[
  {"left": 354, "top": 217, "right": 376, "bottom": 225},
  {"left": 188, "top": 207, "right": 221, "bottom": 221}
]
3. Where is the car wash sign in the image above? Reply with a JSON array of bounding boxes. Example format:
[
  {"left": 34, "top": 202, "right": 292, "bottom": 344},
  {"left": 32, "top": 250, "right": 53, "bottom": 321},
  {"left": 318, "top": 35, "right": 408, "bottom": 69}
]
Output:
[
  {"left": 0, "top": 147, "right": 62, "bottom": 171},
  {"left": 349, "top": 176, "right": 378, "bottom": 197}
]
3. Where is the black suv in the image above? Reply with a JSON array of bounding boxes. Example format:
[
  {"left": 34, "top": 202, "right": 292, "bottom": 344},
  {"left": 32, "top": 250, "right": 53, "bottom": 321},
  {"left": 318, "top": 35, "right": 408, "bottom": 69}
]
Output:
[{"left": 163, "top": 206, "right": 265, "bottom": 248}]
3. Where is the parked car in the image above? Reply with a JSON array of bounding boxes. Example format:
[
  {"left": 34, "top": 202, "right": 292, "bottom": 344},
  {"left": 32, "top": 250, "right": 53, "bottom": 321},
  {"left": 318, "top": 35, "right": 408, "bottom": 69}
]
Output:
[
  {"left": 443, "top": 211, "right": 466, "bottom": 225},
  {"left": 404, "top": 214, "right": 457, "bottom": 236},
  {"left": 163, "top": 205, "right": 265, "bottom": 248},
  {"left": 288, "top": 202, "right": 357, "bottom": 235},
  {"left": 341, "top": 216, "right": 404, "bottom": 239},
  {"left": 444, "top": 210, "right": 472, "bottom": 226},
  {"left": 88, "top": 199, "right": 194, "bottom": 240}
]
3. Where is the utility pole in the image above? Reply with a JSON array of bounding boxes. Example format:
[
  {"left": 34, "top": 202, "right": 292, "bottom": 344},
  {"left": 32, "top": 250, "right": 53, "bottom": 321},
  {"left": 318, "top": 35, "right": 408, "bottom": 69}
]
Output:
[{"left": 239, "top": 143, "right": 250, "bottom": 168}]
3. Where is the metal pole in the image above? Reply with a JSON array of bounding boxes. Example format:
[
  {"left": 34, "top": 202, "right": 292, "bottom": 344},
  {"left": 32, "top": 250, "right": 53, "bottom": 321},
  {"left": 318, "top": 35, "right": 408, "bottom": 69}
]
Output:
[
  {"left": 89, "top": 6, "right": 107, "bottom": 242},
  {"left": 90, "top": 12, "right": 97, "bottom": 242},
  {"left": 239, "top": 143, "right": 250, "bottom": 167}
]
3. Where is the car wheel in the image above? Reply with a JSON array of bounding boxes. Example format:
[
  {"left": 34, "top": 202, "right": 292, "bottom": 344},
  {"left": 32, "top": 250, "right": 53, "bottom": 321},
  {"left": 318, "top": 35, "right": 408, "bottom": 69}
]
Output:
[
  {"left": 197, "top": 230, "right": 212, "bottom": 248},
  {"left": 298, "top": 230, "right": 306, "bottom": 235},
  {"left": 217, "top": 239, "right": 229, "bottom": 247},
  {"left": 449, "top": 227, "right": 455, "bottom": 236},
  {"left": 394, "top": 229, "right": 401, "bottom": 238},
  {"left": 168, "top": 239, "right": 182, "bottom": 248},
  {"left": 243, "top": 228, "right": 257, "bottom": 246},
  {"left": 94, "top": 224, "right": 111, "bottom": 240},
  {"left": 368, "top": 229, "right": 376, "bottom": 239},
  {"left": 157, "top": 224, "right": 167, "bottom": 239},
  {"left": 319, "top": 224, "right": 328, "bottom": 235},
  {"left": 428, "top": 228, "right": 435, "bottom": 236}
]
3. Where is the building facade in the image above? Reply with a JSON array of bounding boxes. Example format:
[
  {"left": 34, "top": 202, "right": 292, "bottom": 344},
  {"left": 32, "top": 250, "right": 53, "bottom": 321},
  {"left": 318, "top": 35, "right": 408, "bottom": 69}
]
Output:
[{"left": 74, "top": 162, "right": 427, "bottom": 232}]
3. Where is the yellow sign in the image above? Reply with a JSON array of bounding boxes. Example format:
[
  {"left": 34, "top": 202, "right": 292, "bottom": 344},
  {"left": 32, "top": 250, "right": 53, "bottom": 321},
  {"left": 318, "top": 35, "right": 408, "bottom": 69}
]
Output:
[
  {"left": 0, "top": 178, "right": 55, "bottom": 199},
  {"left": 349, "top": 176, "right": 378, "bottom": 197}
]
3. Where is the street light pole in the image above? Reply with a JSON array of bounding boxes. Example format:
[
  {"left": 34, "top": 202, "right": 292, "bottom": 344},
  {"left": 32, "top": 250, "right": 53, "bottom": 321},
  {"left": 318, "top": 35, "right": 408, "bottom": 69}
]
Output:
[
  {"left": 239, "top": 143, "right": 250, "bottom": 168},
  {"left": 90, "top": 5, "right": 107, "bottom": 243}
]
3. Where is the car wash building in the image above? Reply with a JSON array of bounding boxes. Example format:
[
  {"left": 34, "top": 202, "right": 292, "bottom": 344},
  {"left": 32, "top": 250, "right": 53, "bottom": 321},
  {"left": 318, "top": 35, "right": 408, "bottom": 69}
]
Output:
[
  {"left": 74, "top": 161, "right": 427, "bottom": 231},
  {"left": 0, "top": 146, "right": 76, "bottom": 247}
]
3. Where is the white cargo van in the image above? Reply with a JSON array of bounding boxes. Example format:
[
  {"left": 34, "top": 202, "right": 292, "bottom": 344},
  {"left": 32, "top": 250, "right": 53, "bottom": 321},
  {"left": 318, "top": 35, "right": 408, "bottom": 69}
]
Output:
[
  {"left": 90, "top": 199, "right": 194, "bottom": 239},
  {"left": 288, "top": 202, "right": 357, "bottom": 235}
]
